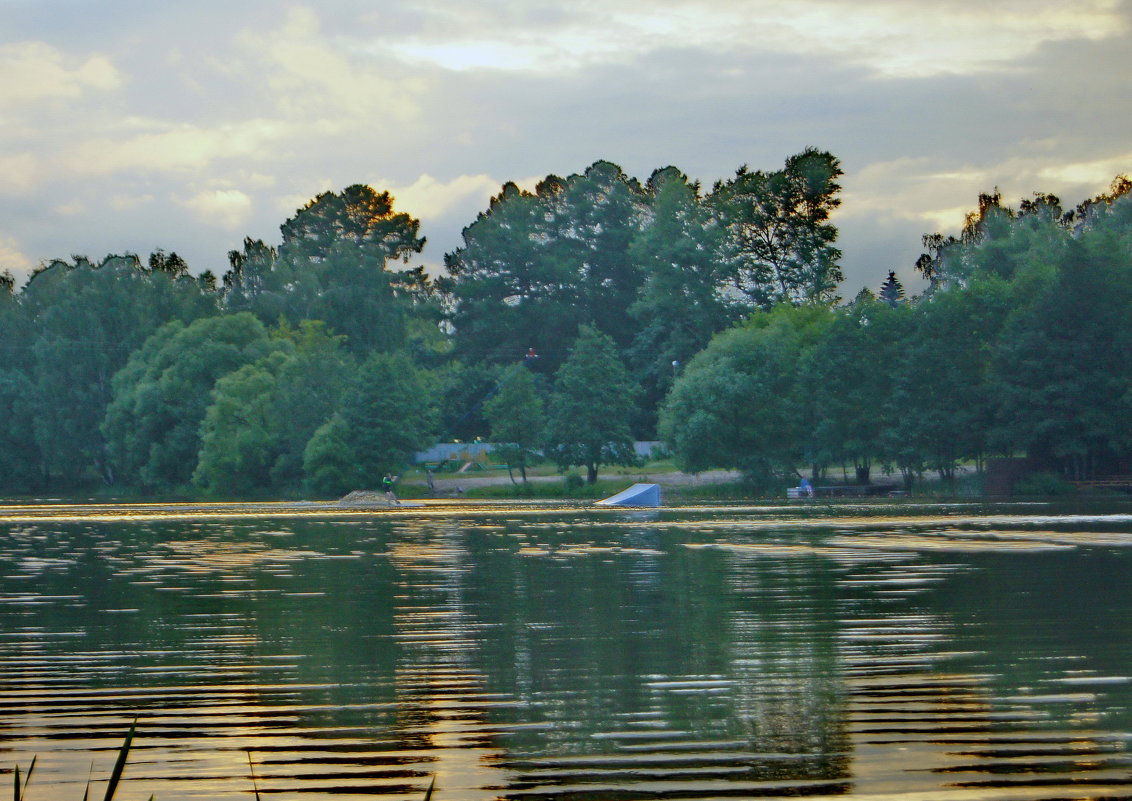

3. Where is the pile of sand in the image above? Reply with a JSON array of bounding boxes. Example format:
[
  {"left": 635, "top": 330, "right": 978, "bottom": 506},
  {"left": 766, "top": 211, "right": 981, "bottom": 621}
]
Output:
[{"left": 338, "top": 490, "right": 394, "bottom": 505}]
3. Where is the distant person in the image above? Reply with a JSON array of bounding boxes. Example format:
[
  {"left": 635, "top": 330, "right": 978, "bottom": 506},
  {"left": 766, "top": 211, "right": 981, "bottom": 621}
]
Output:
[
  {"left": 800, "top": 477, "right": 814, "bottom": 498},
  {"left": 382, "top": 473, "right": 400, "bottom": 505}
]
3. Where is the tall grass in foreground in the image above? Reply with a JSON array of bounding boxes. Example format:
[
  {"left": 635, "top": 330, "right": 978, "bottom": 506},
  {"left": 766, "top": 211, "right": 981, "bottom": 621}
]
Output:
[
  {"left": 12, "top": 724, "right": 436, "bottom": 800},
  {"left": 11, "top": 721, "right": 145, "bottom": 801}
]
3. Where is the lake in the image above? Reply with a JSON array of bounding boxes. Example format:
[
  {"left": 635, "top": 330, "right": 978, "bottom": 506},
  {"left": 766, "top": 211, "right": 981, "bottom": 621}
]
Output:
[{"left": 2, "top": 498, "right": 1131, "bottom": 800}]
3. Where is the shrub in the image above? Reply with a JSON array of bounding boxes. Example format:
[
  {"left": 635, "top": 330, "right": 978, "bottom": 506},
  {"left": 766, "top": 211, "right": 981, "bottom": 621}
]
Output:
[{"left": 1014, "top": 471, "right": 1075, "bottom": 496}]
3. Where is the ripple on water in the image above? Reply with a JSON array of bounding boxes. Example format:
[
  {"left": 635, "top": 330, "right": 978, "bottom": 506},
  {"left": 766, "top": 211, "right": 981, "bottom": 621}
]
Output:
[{"left": 2, "top": 501, "right": 1132, "bottom": 800}]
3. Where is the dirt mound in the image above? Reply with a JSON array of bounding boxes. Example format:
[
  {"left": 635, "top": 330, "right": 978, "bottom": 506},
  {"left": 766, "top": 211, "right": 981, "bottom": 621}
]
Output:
[{"left": 338, "top": 490, "right": 394, "bottom": 505}]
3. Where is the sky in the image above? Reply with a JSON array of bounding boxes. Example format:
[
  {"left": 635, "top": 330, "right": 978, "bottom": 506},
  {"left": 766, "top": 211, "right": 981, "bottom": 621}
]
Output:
[{"left": 2, "top": 0, "right": 1131, "bottom": 296}]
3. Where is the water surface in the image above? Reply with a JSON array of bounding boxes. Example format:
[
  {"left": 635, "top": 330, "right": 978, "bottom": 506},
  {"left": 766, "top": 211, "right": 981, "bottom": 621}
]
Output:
[{"left": 2, "top": 499, "right": 1131, "bottom": 800}]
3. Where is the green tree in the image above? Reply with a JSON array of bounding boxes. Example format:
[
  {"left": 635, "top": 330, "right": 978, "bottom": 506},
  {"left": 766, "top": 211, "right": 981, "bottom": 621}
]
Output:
[
  {"left": 193, "top": 354, "right": 285, "bottom": 496},
  {"left": 916, "top": 190, "right": 1071, "bottom": 289},
  {"left": 436, "top": 361, "right": 501, "bottom": 442},
  {"left": 560, "top": 161, "right": 650, "bottom": 351},
  {"left": 303, "top": 415, "right": 359, "bottom": 497},
  {"left": 628, "top": 167, "right": 735, "bottom": 431},
  {"left": 797, "top": 297, "right": 908, "bottom": 484},
  {"left": 709, "top": 148, "right": 844, "bottom": 308},
  {"left": 660, "top": 305, "right": 830, "bottom": 483},
  {"left": 1068, "top": 175, "right": 1132, "bottom": 233},
  {"left": 441, "top": 181, "right": 553, "bottom": 368},
  {"left": 990, "top": 231, "right": 1132, "bottom": 477},
  {"left": 0, "top": 368, "right": 37, "bottom": 491},
  {"left": 265, "top": 321, "right": 356, "bottom": 485},
  {"left": 909, "top": 180, "right": 1132, "bottom": 481},
  {"left": 483, "top": 364, "right": 546, "bottom": 484},
  {"left": 222, "top": 185, "right": 428, "bottom": 354},
  {"left": 878, "top": 271, "right": 905, "bottom": 307},
  {"left": 544, "top": 325, "right": 638, "bottom": 483},
  {"left": 20, "top": 253, "right": 217, "bottom": 486},
  {"left": 222, "top": 237, "right": 279, "bottom": 314},
  {"left": 280, "top": 184, "right": 425, "bottom": 264},
  {"left": 193, "top": 321, "right": 355, "bottom": 495},
  {"left": 884, "top": 278, "right": 1007, "bottom": 486},
  {"left": 102, "top": 313, "right": 277, "bottom": 491},
  {"left": 0, "top": 277, "right": 39, "bottom": 490},
  {"left": 442, "top": 161, "right": 648, "bottom": 374},
  {"left": 303, "top": 352, "right": 437, "bottom": 496}
]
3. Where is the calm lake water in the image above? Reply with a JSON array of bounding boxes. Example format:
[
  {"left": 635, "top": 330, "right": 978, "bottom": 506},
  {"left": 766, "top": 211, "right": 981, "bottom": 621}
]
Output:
[{"left": 2, "top": 498, "right": 1132, "bottom": 801}]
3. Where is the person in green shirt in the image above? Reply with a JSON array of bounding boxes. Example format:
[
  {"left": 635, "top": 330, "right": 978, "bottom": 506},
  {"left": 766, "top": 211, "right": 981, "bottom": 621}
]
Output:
[{"left": 382, "top": 473, "right": 400, "bottom": 505}]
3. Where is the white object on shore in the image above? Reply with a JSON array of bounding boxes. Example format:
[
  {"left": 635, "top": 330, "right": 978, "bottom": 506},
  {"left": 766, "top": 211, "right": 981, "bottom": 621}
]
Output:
[{"left": 595, "top": 483, "right": 661, "bottom": 507}]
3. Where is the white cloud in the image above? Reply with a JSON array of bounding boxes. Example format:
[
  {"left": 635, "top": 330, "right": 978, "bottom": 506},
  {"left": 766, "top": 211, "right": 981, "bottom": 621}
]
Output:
[
  {"left": 0, "top": 153, "right": 40, "bottom": 194},
  {"left": 270, "top": 173, "right": 503, "bottom": 229},
  {"left": 376, "top": 0, "right": 1126, "bottom": 78},
  {"left": 241, "top": 173, "right": 279, "bottom": 190},
  {"left": 1039, "top": 154, "right": 1132, "bottom": 188},
  {"left": 64, "top": 119, "right": 286, "bottom": 175},
  {"left": 0, "top": 42, "right": 121, "bottom": 109},
  {"left": 276, "top": 182, "right": 336, "bottom": 220},
  {"left": 54, "top": 200, "right": 86, "bottom": 216},
  {"left": 0, "top": 0, "right": 1128, "bottom": 294},
  {"left": 0, "top": 236, "right": 33, "bottom": 276},
  {"left": 760, "top": 0, "right": 1126, "bottom": 77},
  {"left": 840, "top": 157, "right": 971, "bottom": 225},
  {"left": 380, "top": 173, "right": 502, "bottom": 221},
  {"left": 235, "top": 6, "right": 423, "bottom": 122},
  {"left": 180, "top": 189, "right": 255, "bottom": 230},
  {"left": 109, "top": 194, "right": 156, "bottom": 212},
  {"left": 840, "top": 147, "right": 1132, "bottom": 256}
]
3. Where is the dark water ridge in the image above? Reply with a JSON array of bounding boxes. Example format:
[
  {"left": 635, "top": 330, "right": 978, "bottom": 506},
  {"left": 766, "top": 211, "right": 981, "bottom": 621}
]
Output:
[{"left": 2, "top": 500, "right": 1132, "bottom": 800}]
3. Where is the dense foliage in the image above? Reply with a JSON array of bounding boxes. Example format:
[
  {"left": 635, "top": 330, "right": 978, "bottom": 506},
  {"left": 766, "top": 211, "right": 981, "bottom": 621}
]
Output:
[
  {"left": 544, "top": 325, "right": 639, "bottom": 483},
  {"left": 1, "top": 154, "right": 1129, "bottom": 497},
  {"left": 441, "top": 151, "right": 843, "bottom": 431},
  {"left": 662, "top": 179, "right": 1132, "bottom": 487}
]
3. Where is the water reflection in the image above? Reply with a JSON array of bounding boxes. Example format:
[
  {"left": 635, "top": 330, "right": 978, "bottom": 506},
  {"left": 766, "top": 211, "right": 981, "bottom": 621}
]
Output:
[
  {"left": 1, "top": 501, "right": 1131, "bottom": 799},
  {"left": 387, "top": 528, "right": 512, "bottom": 800}
]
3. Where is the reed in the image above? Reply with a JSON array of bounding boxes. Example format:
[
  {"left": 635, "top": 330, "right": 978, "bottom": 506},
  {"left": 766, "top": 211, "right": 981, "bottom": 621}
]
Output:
[
  {"left": 247, "top": 750, "right": 260, "bottom": 801},
  {"left": 102, "top": 720, "right": 136, "bottom": 801},
  {"left": 11, "top": 727, "right": 425, "bottom": 800},
  {"left": 11, "top": 722, "right": 138, "bottom": 801},
  {"left": 12, "top": 756, "right": 35, "bottom": 801}
]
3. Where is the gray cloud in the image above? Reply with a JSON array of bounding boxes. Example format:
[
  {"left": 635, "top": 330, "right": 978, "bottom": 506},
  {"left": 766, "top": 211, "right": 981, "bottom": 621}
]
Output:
[{"left": 0, "top": 0, "right": 1128, "bottom": 298}]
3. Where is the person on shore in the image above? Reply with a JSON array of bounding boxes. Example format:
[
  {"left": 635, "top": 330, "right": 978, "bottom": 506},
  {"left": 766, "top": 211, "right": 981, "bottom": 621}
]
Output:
[{"left": 382, "top": 473, "right": 400, "bottom": 505}]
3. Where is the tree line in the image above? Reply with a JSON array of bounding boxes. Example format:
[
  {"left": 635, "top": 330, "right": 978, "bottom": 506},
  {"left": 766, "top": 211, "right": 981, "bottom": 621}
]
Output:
[
  {"left": 1, "top": 150, "right": 1129, "bottom": 496},
  {"left": 661, "top": 177, "right": 1132, "bottom": 488},
  {"left": 0, "top": 150, "right": 841, "bottom": 495}
]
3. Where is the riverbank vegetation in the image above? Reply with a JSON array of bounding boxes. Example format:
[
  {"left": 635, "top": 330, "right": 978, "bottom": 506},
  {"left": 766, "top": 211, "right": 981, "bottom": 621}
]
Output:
[
  {"left": 0, "top": 152, "right": 1129, "bottom": 497},
  {"left": 662, "top": 179, "right": 1132, "bottom": 489}
]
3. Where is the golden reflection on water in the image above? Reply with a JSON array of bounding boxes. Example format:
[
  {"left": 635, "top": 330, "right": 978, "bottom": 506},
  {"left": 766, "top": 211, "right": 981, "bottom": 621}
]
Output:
[
  {"left": 387, "top": 533, "right": 514, "bottom": 800},
  {"left": 3, "top": 500, "right": 1132, "bottom": 799},
  {"left": 0, "top": 499, "right": 569, "bottom": 524}
]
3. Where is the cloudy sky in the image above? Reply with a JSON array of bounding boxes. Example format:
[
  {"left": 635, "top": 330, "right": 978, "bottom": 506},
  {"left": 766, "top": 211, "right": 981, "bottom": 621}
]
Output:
[{"left": 2, "top": 0, "right": 1130, "bottom": 295}]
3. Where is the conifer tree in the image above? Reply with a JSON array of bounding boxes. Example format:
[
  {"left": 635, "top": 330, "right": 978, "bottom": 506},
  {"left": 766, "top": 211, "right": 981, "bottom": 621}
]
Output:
[
  {"left": 879, "top": 271, "right": 905, "bottom": 307},
  {"left": 544, "top": 325, "right": 637, "bottom": 483}
]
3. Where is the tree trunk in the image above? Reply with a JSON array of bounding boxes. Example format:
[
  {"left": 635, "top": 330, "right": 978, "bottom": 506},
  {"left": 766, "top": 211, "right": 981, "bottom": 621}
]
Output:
[{"left": 587, "top": 464, "right": 598, "bottom": 484}]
